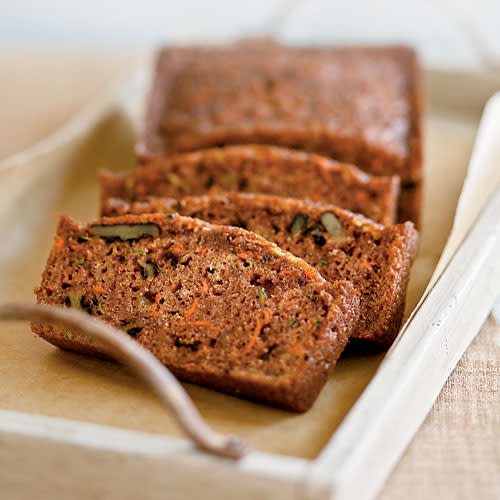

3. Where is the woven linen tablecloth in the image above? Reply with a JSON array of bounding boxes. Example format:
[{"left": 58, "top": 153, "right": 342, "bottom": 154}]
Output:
[{"left": 1, "top": 52, "right": 498, "bottom": 500}]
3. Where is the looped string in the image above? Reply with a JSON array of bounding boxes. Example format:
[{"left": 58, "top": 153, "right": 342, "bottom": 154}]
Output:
[{"left": 0, "top": 302, "right": 249, "bottom": 460}]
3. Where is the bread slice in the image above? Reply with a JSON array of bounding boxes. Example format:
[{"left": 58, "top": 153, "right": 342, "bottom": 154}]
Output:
[
  {"left": 103, "top": 193, "right": 418, "bottom": 346},
  {"left": 100, "top": 144, "right": 400, "bottom": 225},
  {"left": 137, "top": 45, "right": 422, "bottom": 223},
  {"left": 33, "top": 213, "right": 360, "bottom": 412}
]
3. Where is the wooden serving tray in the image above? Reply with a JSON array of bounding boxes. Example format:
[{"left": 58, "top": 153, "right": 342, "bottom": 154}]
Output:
[{"left": 0, "top": 64, "right": 499, "bottom": 499}]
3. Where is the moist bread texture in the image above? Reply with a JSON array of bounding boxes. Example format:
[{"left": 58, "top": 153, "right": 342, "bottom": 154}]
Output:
[
  {"left": 104, "top": 193, "right": 418, "bottom": 346},
  {"left": 137, "top": 45, "right": 422, "bottom": 222},
  {"left": 33, "top": 213, "right": 360, "bottom": 411},
  {"left": 101, "top": 145, "right": 400, "bottom": 225}
]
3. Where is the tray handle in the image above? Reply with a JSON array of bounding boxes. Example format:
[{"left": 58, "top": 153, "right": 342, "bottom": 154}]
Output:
[{"left": 0, "top": 302, "right": 249, "bottom": 460}]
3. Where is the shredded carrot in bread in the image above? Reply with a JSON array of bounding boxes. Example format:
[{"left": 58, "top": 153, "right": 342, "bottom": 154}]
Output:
[
  {"left": 289, "top": 336, "right": 306, "bottom": 355},
  {"left": 47, "top": 286, "right": 55, "bottom": 293},
  {"left": 149, "top": 306, "right": 161, "bottom": 318},
  {"left": 185, "top": 321, "right": 221, "bottom": 332},
  {"left": 223, "top": 263, "right": 229, "bottom": 276},
  {"left": 155, "top": 293, "right": 162, "bottom": 304},
  {"left": 170, "top": 281, "right": 178, "bottom": 292},
  {"left": 359, "top": 262, "right": 371, "bottom": 270},
  {"left": 172, "top": 247, "right": 184, "bottom": 255},
  {"left": 240, "top": 315, "right": 261, "bottom": 356},
  {"left": 184, "top": 298, "right": 199, "bottom": 318},
  {"left": 263, "top": 310, "right": 271, "bottom": 324},
  {"left": 280, "top": 269, "right": 293, "bottom": 276},
  {"left": 201, "top": 280, "right": 209, "bottom": 294},
  {"left": 195, "top": 247, "right": 208, "bottom": 255},
  {"left": 54, "top": 238, "right": 64, "bottom": 250},
  {"left": 237, "top": 253, "right": 249, "bottom": 260},
  {"left": 93, "top": 285, "right": 107, "bottom": 294}
]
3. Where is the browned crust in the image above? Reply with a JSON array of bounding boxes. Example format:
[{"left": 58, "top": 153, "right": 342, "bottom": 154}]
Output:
[
  {"left": 33, "top": 214, "right": 360, "bottom": 411},
  {"left": 102, "top": 144, "right": 401, "bottom": 225},
  {"left": 400, "top": 48, "right": 423, "bottom": 224},
  {"left": 408, "top": 47, "right": 423, "bottom": 182},
  {"left": 137, "top": 46, "right": 422, "bottom": 183},
  {"left": 354, "top": 221, "right": 418, "bottom": 346},
  {"left": 103, "top": 196, "right": 178, "bottom": 216},
  {"left": 136, "top": 48, "right": 185, "bottom": 160}
]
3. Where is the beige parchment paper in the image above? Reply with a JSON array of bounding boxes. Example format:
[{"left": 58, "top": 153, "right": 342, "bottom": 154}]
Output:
[{"left": 0, "top": 73, "right": 494, "bottom": 460}]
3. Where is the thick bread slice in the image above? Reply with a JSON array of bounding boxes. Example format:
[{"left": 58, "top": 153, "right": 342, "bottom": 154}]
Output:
[
  {"left": 100, "top": 144, "right": 400, "bottom": 225},
  {"left": 103, "top": 193, "right": 418, "bottom": 346},
  {"left": 34, "top": 213, "right": 360, "bottom": 412}
]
